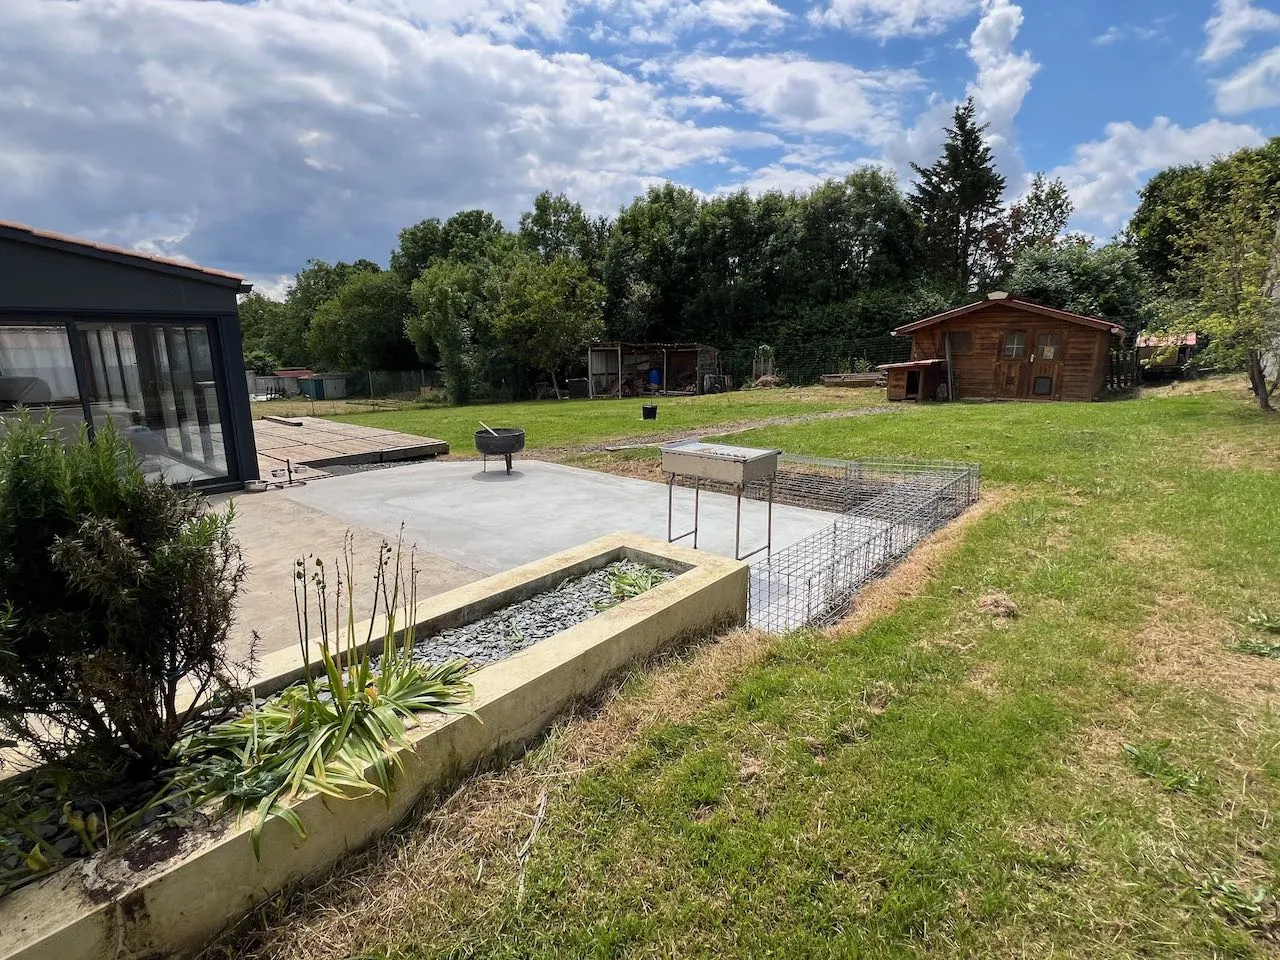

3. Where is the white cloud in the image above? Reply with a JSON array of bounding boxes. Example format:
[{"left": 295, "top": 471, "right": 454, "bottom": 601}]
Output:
[
  {"left": 1093, "top": 25, "right": 1124, "bottom": 45},
  {"left": 1092, "top": 23, "right": 1162, "bottom": 46},
  {"left": 0, "top": 0, "right": 773, "bottom": 276},
  {"left": 1215, "top": 45, "right": 1280, "bottom": 111},
  {"left": 244, "top": 275, "right": 294, "bottom": 300},
  {"left": 672, "top": 54, "right": 921, "bottom": 141},
  {"left": 590, "top": 0, "right": 789, "bottom": 42},
  {"left": 1201, "top": 0, "right": 1280, "bottom": 62},
  {"left": 966, "top": 0, "right": 1037, "bottom": 155},
  {"left": 1052, "top": 117, "right": 1264, "bottom": 231},
  {"left": 806, "top": 0, "right": 978, "bottom": 37}
]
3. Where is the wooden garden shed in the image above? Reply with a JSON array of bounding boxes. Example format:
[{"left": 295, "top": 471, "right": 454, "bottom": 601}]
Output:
[{"left": 882, "top": 293, "right": 1122, "bottom": 402}]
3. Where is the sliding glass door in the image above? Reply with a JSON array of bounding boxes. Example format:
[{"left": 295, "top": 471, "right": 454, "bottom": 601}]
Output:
[{"left": 78, "top": 321, "right": 229, "bottom": 484}]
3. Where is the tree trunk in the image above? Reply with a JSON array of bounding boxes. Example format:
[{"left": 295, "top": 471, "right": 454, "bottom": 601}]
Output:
[
  {"left": 1246, "top": 349, "right": 1275, "bottom": 412},
  {"left": 550, "top": 367, "right": 562, "bottom": 400}
]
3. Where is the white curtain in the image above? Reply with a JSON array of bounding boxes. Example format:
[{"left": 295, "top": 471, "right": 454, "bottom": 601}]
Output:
[{"left": 0, "top": 325, "right": 80, "bottom": 402}]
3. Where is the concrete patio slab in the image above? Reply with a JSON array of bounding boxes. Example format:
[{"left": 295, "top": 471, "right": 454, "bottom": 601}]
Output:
[
  {"left": 212, "top": 492, "right": 486, "bottom": 659},
  {"left": 276, "top": 459, "right": 835, "bottom": 576}
]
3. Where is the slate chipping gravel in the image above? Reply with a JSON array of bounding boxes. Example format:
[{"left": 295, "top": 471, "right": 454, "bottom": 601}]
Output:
[{"left": 400, "top": 560, "right": 674, "bottom": 671}]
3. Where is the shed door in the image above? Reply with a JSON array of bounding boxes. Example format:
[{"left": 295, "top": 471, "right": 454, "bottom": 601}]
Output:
[
  {"left": 1027, "top": 332, "right": 1064, "bottom": 400},
  {"left": 997, "top": 331, "right": 1028, "bottom": 398}
]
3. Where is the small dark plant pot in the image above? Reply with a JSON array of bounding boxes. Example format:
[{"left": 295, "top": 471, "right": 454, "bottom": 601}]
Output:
[{"left": 642, "top": 404, "right": 658, "bottom": 421}]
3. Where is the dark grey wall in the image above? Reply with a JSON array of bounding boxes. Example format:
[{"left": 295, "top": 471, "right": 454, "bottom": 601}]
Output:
[
  {"left": 0, "top": 234, "right": 259, "bottom": 490},
  {"left": 0, "top": 236, "right": 240, "bottom": 314}
]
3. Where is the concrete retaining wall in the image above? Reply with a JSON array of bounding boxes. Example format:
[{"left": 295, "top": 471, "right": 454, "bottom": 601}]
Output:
[{"left": 0, "top": 533, "right": 747, "bottom": 960}]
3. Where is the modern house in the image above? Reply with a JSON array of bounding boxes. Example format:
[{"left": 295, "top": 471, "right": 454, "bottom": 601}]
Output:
[
  {"left": 0, "top": 220, "right": 258, "bottom": 491},
  {"left": 881, "top": 292, "right": 1122, "bottom": 402}
]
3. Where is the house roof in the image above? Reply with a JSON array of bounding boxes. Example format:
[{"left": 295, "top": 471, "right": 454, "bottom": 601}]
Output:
[
  {"left": 892, "top": 293, "right": 1122, "bottom": 336},
  {"left": 0, "top": 219, "right": 250, "bottom": 292}
]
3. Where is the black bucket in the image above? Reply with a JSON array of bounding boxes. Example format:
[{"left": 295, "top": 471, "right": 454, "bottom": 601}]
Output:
[{"left": 642, "top": 404, "right": 658, "bottom": 421}]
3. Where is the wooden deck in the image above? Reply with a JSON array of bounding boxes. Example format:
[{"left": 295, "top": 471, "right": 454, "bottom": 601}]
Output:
[{"left": 253, "top": 416, "right": 447, "bottom": 480}]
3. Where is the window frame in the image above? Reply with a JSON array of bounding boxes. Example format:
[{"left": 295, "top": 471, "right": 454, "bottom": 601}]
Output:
[
  {"left": 947, "top": 330, "right": 973, "bottom": 355},
  {"left": 1035, "top": 332, "right": 1063, "bottom": 362},
  {"left": 1032, "top": 375, "right": 1053, "bottom": 396},
  {"left": 1002, "top": 331, "right": 1029, "bottom": 360}
]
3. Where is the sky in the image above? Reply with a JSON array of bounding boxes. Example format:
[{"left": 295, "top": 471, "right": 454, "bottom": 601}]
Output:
[{"left": 1, "top": 0, "right": 1278, "bottom": 297}]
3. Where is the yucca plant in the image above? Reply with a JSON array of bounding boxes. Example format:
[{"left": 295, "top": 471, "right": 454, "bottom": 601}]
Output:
[{"left": 169, "top": 534, "right": 474, "bottom": 856}]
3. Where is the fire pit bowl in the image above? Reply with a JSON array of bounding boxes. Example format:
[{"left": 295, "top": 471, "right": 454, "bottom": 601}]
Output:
[{"left": 475, "top": 427, "right": 525, "bottom": 475}]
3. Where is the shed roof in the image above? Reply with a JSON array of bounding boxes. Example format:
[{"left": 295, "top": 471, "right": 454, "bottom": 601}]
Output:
[
  {"left": 877, "top": 358, "right": 949, "bottom": 371},
  {"left": 893, "top": 293, "right": 1121, "bottom": 336},
  {"left": 0, "top": 219, "right": 250, "bottom": 292},
  {"left": 588, "top": 341, "right": 716, "bottom": 351}
]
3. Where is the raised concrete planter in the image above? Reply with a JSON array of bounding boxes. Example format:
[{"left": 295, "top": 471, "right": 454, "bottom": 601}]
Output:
[{"left": 0, "top": 533, "right": 747, "bottom": 960}]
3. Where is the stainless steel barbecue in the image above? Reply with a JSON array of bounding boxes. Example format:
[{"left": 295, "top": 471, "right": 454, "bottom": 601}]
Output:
[{"left": 661, "top": 440, "right": 781, "bottom": 560}]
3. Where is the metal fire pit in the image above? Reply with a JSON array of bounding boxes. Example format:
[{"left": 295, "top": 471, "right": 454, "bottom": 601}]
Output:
[{"left": 475, "top": 427, "right": 525, "bottom": 475}]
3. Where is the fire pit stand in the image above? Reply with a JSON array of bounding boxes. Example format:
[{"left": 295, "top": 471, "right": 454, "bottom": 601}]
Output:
[{"left": 475, "top": 427, "right": 526, "bottom": 475}]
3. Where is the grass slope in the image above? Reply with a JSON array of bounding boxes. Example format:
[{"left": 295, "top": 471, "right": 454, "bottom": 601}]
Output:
[{"left": 216, "top": 384, "right": 1280, "bottom": 960}]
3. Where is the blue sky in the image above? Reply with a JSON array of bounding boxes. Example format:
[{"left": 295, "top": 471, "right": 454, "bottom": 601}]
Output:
[{"left": 1, "top": 0, "right": 1278, "bottom": 295}]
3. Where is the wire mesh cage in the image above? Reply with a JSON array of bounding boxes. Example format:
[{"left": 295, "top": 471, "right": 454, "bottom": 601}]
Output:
[{"left": 747, "top": 458, "right": 980, "bottom": 632}]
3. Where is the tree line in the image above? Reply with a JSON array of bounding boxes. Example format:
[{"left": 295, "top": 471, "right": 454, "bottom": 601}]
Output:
[{"left": 240, "top": 99, "right": 1280, "bottom": 409}]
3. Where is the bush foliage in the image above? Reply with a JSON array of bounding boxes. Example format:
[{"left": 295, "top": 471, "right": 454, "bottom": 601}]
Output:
[{"left": 0, "top": 411, "right": 250, "bottom": 780}]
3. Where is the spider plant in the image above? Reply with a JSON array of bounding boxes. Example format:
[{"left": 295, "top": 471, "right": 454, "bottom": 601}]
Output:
[{"left": 169, "top": 533, "right": 474, "bottom": 856}]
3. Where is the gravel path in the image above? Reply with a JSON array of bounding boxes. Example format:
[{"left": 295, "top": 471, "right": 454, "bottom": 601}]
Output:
[{"left": 397, "top": 560, "right": 674, "bottom": 671}]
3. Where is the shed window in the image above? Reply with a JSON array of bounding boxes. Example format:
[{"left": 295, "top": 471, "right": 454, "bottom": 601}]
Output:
[
  {"left": 947, "top": 331, "right": 972, "bottom": 355},
  {"left": 1032, "top": 375, "right": 1053, "bottom": 396},
  {"left": 1002, "top": 332, "right": 1028, "bottom": 359},
  {"left": 1036, "top": 333, "right": 1062, "bottom": 361}
]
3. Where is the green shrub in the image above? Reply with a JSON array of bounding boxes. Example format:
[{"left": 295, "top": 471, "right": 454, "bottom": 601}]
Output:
[{"left": 0, "top": 410, "right": 250, "bottom": 782}]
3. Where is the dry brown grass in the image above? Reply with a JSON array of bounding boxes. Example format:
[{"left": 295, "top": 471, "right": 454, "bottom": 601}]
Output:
[
  {"left": 204, "top": 491, "right": 1007, "bottom": 960},
  {"left": 202, "top": 625, "right": 777, "bottom": 960},
  {"left": 978, "top": 592, "right": 1019, "bottom": 619},
  {"left": 1131, "top": 595, "right": 1280, "bottom": 708},
  {"left": 1137, "top": 374, "right": 1252, "bottom": 400},
  {"left": 549, "top": 449, "right": 666, "bottom": 483}
]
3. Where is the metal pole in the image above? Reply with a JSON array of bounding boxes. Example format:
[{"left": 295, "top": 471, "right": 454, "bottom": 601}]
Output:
[
  {"left": 667, "top": 474, "right": 673, "bottom": 541},
  {"left": 735, "top": 486, "right": 742, "bottom": 559},
  {"left": 767, "top": 477, "right": 774, "bottom": 558},
  {"left": 662, "top": 348, "right": 667, "bottom": 394},
  {"left": 617, "top": 344, "right": 622, "bottom": 398},
  {"left": 693, "top": 478, "right": 700, "bottom": 549}
]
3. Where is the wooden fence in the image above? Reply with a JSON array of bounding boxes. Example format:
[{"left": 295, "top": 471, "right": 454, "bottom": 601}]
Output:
[{"left": 1107, "top": 348, "right": 1140, "bottom": 391}]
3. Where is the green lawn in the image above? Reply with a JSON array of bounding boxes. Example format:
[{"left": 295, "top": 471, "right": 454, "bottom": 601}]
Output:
[
  {"left": 318, "top": 387, "right": 886, "bottom": 453},
  {"left": 220, "top": 383, "right": 1280, "bottom": 960}
]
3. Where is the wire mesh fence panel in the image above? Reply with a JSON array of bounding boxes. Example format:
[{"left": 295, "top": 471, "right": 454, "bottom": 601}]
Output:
[{"left": 747, "top": 458, "right": 979, "bottom": 632}]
